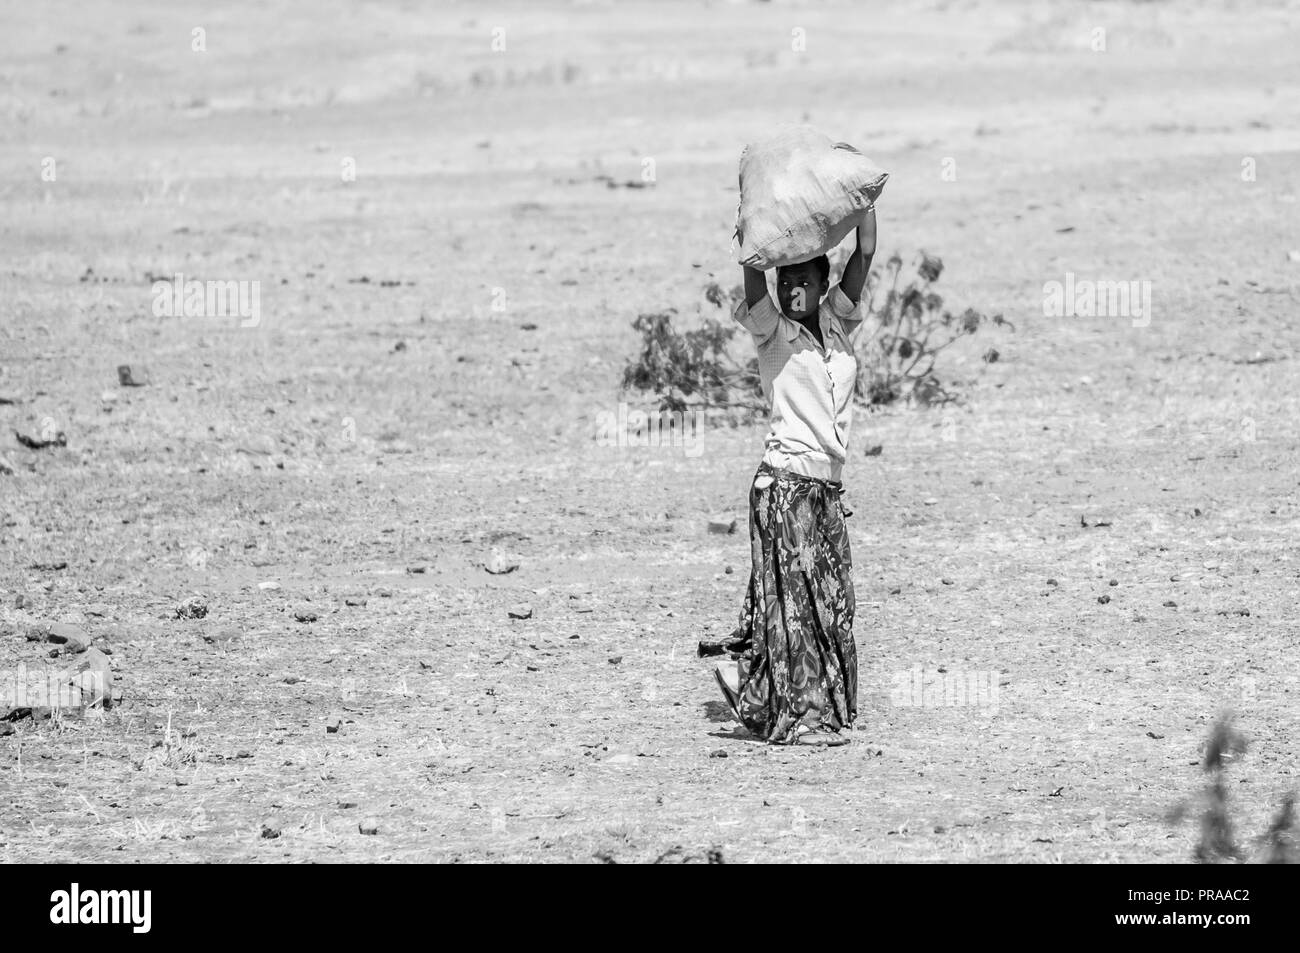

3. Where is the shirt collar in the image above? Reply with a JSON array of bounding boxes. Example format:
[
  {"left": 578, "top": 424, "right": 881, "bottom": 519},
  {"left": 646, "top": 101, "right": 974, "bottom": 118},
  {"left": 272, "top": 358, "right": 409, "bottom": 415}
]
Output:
[{"left": 783, "top": 309, "right": 842, "bottom": 346}]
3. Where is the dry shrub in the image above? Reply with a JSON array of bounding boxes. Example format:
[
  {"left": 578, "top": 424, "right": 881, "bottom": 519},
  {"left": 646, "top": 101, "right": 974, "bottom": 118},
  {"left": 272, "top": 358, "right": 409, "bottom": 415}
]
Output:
[
  {"left": 856, "top": 252, "right": 1012, "bottom": 407},
  {"left": 619, "top": 308, "right": 762, "bottom": 416},
  {"left": 1167, "top": 714, "right": 1297, "bottom": 864},
  {"left": 622, "top": 252, "right": 1008, "bottom": 415}
]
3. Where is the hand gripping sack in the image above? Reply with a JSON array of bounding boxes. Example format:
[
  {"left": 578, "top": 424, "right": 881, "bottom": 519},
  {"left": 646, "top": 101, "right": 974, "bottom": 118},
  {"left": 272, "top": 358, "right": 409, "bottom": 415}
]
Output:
[{"left": 734, "top": 126, "right": 888, "bottom": 270}]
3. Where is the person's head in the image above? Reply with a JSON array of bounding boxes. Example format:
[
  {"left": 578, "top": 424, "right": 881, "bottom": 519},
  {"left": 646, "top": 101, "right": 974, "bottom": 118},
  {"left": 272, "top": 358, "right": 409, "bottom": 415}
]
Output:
[{"left": 775, "top": 255, "right": 830, "bottom": 319}]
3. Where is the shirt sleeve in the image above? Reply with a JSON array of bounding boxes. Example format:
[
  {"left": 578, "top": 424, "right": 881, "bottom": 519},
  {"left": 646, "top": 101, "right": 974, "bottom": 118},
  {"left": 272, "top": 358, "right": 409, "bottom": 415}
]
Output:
[
  {"left": 826, "top": 283, "right": 864, "bottom": 334},
  {"left": 732, "top": 293, "right": 782, "bottom": 344}
]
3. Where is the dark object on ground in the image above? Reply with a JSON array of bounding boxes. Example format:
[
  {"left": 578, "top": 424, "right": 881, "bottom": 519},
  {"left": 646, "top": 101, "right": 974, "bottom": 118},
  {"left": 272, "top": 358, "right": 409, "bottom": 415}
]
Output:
[
  {"left": 14, "top": 428, "right": 67, "bottom": 450},
  {"left": 117, "top": 364, "right": 149, "bottom": 386},
  {"left": 698, "top": 630, "right": 749, "bottom": 658},
  {"left": 176, "top": 597, "right": 208, "bottom": 619}
]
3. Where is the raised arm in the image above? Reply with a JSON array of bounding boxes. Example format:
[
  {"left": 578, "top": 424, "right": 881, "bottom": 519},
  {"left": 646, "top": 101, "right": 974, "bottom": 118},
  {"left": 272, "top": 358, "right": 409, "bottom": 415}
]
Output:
[
  {"left": 838, "top": 207, "right": 877, "bottom": 305},
  {"left": 742, "top": 264, "right": 768, "bottom": 307}
]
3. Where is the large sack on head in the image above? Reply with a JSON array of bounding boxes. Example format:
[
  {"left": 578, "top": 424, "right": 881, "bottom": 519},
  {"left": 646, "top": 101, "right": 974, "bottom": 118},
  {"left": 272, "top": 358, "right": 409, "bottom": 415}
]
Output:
[{"left": 735, "top": 125, "right": 888, "bottom": 270}]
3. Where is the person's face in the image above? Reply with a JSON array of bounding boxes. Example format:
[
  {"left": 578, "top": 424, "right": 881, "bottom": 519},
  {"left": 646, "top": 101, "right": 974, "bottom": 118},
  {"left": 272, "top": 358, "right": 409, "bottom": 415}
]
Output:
[{"left": 776, "top": 262, "right": 827, "bottom": 319}]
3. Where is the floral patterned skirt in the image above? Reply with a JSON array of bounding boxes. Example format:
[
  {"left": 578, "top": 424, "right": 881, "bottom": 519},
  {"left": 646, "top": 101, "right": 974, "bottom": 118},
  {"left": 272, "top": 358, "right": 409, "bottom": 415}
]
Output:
[{"left": 731, "top": 462, "right": 857, "bottom": 744}]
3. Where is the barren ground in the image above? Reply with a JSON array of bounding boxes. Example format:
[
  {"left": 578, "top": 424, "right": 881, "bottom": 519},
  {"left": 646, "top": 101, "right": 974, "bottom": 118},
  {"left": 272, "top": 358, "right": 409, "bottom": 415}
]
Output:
[{"left": 2, "top": 0, "right": 1299, "bottom": 862}]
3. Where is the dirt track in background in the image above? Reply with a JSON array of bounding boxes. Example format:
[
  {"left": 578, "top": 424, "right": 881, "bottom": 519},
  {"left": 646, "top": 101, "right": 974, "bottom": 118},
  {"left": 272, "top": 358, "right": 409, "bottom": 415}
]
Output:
[{"left": 2, "top": 0, "right": 1299, "bottom": 861}]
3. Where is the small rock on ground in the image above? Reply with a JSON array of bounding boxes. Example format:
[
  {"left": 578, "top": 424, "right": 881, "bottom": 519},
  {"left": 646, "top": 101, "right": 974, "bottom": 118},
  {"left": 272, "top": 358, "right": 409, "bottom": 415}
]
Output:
[
  {"left": 176, "top": 597, "right": 208, "bottom": 620},
  {"left": 707, "top": 517, "right": 738, "bottom": 535}
]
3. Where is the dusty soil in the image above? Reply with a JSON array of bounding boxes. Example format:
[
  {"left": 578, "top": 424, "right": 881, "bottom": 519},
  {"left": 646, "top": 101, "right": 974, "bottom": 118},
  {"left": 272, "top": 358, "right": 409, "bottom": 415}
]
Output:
[{"left": 2, "top": 0, "right": 1299, "bottom": 862}]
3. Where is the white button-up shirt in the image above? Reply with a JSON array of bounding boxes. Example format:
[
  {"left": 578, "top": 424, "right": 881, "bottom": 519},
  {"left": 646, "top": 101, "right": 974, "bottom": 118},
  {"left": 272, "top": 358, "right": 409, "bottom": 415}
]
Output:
[{"left": 732, "top": 285, "right": 862, "bottom": 482}]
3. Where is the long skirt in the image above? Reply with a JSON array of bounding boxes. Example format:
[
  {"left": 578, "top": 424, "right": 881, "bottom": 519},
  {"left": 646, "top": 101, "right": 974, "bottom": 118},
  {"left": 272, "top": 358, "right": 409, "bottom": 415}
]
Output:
[{"left": 733, "top": 462, "right": 857, "bottom": 743}]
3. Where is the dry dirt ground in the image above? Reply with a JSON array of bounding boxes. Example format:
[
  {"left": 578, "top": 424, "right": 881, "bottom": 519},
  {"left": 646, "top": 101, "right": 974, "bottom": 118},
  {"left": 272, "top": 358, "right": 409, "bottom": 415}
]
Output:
[{"left": 2, "top": 0, "right": 1299, "bottom": 863}]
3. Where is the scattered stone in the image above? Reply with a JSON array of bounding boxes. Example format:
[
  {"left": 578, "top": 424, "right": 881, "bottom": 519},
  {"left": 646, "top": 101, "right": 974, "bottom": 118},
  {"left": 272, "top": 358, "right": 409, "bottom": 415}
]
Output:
[
  {"left": 236, "top": 438, "right": 275, "bottom": 457},
  {"left": 1046, "top": 578, "right": 1058, "bottom": 586},
  {"left": 697, "top": 632, "right": 748, "bottom": 658},
  {"left": 203, "top": 627, "right": 240, "bottom": 647},
  {"left": 45, "top": 622, "right": 90, "bottom": 655},
  {"left": 344, "top": 596, "right": 368, "bottom": 607},
  {"left": 69, "top": 647, "right": 112, "bottom": 708},
  {"left": 100, "top": 391, "right": 118, "bottom": 407},
  {"left": 0, "top": 393, "right": 20, "bottom": 405},
  {"left": 485, "top": 551, "right": 520, "bottom": 575},
  {"left": 709, "top": 749, "right": 729, "bottom": 759},
  {"left": 1108, "top": 579, "right": 1118, "bottom": 587},
  {"left": 293, "top": 606, "right": 318, "bottom": 623},
  {"left": 14, "top": 428, "right": 67, "bottom": 450},
  {"left": 325, "top": 715, "right": 343, "bottom": 733},
  {"left": 117, "top": 364, "right": 149, "bottom": 387},
  {"left": 864, "top": 444, "right": 883, "bottom": 456},
  {"left": 337, "top": 800, "right": 357, "bottom": 809},
  {"left": 374, "top": 587, "right": 393, "bottom": 598},
  {"left": 1080, "top": 513, "right": 1112, "bottom": 528},
  {"left": 1097, "top": 594, "right": 1111, "bottom": 604},
  {"left": 44, "top": 622, "right": 85, "bottom": 642},
  {"left": 508, "top": 604, "right": 533, "bottom": 620},
  {"left": 889, "top": 586, "right": 902, "bottom": 595},
  {"left": 724, "top": 565, "right": 734, "bottom": 574},
  {"left": 13, "top": 594, "right": 26, "bottom": 609},
  {"left": 608, "top": 656, "right": 623, "bottom": 665},
  {"left": 0, "top": 456, "right": 13, "bottom": 476},
  {"left": 258, "top": 581, "right": 281, "bottom": 591},
  {"left": 405, "top": 564, "right": 427, "bottom": 574},
  {"left": 175, "top": 597, "right": 208, "bottom": 620},
  {"left": 17, "top": 620, "right": 82, "bottom": 650},
  {"left": 84, "top": 603, "right": 112, "bottom": 617},
  {"left": 1163, "top": 600, "right": 1177, "bottom": 608},
  {"left": 941, "top": 578, "right": 954, "bottom": 586},
  {"left": 260, "top": 824, "right": 281, "bottom": 839},
  {"left": 30, "top": 559, "right": 68, "bottom": 571},
  {"left": 923, "top": 497, "right": 939, "bottom": 506},
  {"left": 358, "top": 818, "right": 379, "bottom": 835},
  {"left": 708, "top": 516, "right": 738, "bottom": 535}
]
